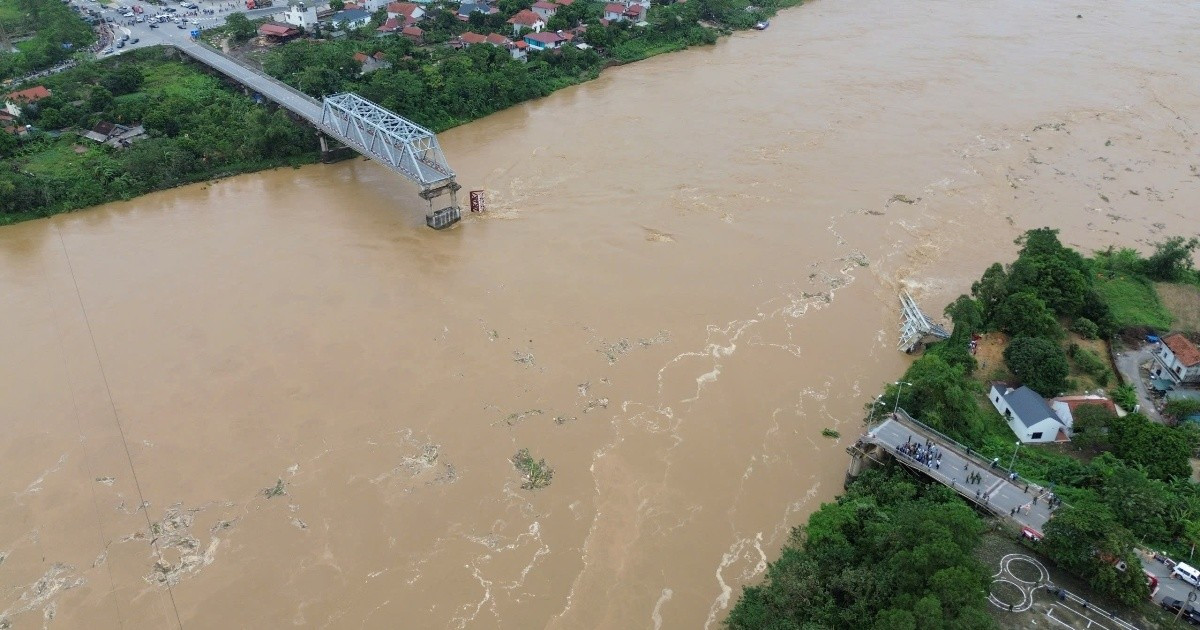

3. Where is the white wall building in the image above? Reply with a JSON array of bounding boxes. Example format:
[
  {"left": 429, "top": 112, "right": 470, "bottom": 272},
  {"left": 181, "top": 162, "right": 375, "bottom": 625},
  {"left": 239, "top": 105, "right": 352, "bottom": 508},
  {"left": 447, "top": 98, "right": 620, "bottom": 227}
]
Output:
[
  {"left": 283, "top": 1, "right": 318, "bottom": 28},
  {"left": 989, "top": 383, "right": 1069, "bottom": 444},
  {"left": 1154, "top": 333, "right": 1200, "bottom": 384}
]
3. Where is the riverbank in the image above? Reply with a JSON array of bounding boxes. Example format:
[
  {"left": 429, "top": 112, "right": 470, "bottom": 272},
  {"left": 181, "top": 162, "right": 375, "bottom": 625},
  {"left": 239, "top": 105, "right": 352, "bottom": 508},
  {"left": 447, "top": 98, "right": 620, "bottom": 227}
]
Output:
[
  {"left": 0, "top": 48, "right": 318, "bottom": 224},
  {"left": 0, "top": 0, "right": 803, "bottom": 223},
  {"left": 727, "top": 230, "right": 1200, "bottom": 624}
]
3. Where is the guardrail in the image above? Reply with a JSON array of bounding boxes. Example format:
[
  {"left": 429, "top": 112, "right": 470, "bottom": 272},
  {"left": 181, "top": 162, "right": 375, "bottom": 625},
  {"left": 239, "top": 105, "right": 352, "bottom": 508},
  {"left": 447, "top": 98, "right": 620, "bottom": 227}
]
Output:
[
  {"left": 172, "top": 41, "right": 322, "bottom": 121},
  {"left": 883, "top": 409, "right": 1060, "bottom": 506}
]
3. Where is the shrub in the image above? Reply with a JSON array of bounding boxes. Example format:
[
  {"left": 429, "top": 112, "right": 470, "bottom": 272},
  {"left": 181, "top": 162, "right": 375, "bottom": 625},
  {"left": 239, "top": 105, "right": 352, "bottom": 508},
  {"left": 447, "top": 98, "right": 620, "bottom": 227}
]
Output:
[
  {"left": 1004, "top": 337, "right": 1069, "bottom": 396},
  {"left": 1110, "top": 384, "right": 1138, "bottom": 412},
  {"left": 1071, "top": 317, "right": 1100, "bottom": 339}
]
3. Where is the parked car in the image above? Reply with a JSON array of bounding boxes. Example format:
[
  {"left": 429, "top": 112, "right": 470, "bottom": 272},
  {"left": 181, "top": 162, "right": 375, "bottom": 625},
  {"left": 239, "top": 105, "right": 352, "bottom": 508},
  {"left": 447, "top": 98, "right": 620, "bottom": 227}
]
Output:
[
  {"left": 1161, "top": 598, "right": 1200, "bottom": 625},
  {"left": 176, "top": 23, "right": 185, "bottom": 28},
  {"left": 129, "top": 37, "right": 138, "bottom": 44},
  {"left": 149, "top": 22, "right": 157, "bottom": 27}
]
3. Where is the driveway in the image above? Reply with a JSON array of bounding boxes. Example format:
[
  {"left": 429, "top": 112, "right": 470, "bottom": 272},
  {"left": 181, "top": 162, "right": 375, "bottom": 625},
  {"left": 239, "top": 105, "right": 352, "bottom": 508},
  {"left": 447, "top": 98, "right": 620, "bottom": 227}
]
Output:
[{"left": 1113, "top": 343, "right": 1164, "bottom": 423}]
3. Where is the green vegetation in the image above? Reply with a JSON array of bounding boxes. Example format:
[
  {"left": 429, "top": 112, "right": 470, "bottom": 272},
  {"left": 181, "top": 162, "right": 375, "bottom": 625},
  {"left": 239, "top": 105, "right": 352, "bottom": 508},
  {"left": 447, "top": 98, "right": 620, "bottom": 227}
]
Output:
[
  {"left": 0, "top": 48, "right": 317, "bottom": 222},
  {"left": 725, "top": 465, "right": 994, "bottom": 630},
  {"left": 1004, "top": 337, "right": 1069, "bottom": 396},
  {"left": 1067, "top": 344, "right": 1111, "bottom": 387},
  {"left": 1109, "top": 384, "right": 1137, "bottom": 412},
  {"left": 820, "top": 428, "right": 840, "bottom": 439},
  {"left": 257, "top": 0, "right": 802, "bottom": 133},
  {"left": 0, "top": 0, "right": 94, "bottom": 80},
  {"left": 1093, "top": 276, "right": 1173, "bottom": 330},
  {"left": 511, "top": 448, "right": 553, "bottom": 490},
  {"left": 1164, "top": 398, "right": 1200, "bottom": 423},
  {"left": 263, "top": 478, "right": 286, "bottom": 497}
]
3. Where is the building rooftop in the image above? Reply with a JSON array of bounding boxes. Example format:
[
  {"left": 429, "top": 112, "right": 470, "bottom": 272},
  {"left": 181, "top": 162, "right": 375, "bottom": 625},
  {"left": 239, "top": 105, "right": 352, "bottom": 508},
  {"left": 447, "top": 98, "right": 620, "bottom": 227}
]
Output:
[
  {"left": 7, "top": 86, "right": 51, "bottom": 103},
  {"left": 999, "top": 384, "right": 1060, "bottom": 428},
  {"left": 1164, "top": 333, "right": 1200, "bottom": 367}
]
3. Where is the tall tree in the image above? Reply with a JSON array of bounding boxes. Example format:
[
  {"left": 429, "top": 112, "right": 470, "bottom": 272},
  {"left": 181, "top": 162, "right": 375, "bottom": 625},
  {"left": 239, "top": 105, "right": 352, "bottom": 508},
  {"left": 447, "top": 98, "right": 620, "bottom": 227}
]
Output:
[{"left": 1003, "top": 336, "right": 1069, "bottom": 396}]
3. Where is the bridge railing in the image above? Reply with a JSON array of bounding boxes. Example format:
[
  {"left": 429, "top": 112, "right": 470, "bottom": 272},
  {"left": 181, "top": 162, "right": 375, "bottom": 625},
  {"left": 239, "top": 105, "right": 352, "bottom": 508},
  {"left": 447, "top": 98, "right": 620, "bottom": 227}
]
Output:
[
  {"left": 883, "top": 409, "right": 1057, "bottom": 503},
  {"left": 175, "top": 41, "right": 322, "bottom": 118}
]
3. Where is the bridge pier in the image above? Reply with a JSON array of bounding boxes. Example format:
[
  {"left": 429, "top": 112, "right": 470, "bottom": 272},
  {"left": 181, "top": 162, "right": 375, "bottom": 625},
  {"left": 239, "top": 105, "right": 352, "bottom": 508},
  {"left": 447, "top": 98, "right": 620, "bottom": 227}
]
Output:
[{"left": 421, "top": 181, "right": 462, "bottom": 230}]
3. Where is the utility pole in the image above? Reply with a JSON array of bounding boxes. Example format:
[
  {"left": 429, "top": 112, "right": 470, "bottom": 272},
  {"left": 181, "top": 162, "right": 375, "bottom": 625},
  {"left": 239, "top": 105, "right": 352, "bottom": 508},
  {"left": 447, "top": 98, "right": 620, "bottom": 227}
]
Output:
[{"left": 893, "top": 381, "right": 912, "bottom": 416}]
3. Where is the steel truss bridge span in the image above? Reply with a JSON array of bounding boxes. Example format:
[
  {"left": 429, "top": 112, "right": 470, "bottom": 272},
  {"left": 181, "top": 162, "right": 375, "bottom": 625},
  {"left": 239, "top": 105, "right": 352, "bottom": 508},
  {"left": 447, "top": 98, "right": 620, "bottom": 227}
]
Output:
[{"left": 173, "top": 41, "right": 461, "bottom": 228}]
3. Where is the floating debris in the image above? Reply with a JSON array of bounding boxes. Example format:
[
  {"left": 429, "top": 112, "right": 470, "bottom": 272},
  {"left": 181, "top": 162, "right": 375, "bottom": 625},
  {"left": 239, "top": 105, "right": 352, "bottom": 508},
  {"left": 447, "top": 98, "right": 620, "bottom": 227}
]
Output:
[
  {"left": 511, "top": 449, "right": 554, "bottom": 490},
  {"left": 263, "top": 479, "right": 286, "bottom": 499}
]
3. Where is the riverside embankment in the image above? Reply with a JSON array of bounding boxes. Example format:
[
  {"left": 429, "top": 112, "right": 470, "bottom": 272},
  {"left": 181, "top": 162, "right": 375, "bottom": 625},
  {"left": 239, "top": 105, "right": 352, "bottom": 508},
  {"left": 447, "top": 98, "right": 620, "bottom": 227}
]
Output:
[{"left": 1, "top": 0, "right": 1199, "bottom": 627}]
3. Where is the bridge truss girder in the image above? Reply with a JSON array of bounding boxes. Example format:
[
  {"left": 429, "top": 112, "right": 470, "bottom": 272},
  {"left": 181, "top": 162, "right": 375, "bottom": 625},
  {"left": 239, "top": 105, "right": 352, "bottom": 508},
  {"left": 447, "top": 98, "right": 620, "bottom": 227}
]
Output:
[
  {"left": 319, "top": 93, "right": 457, "bottom": 191},
  {"left": 898, "top": 290, "right": 950, "bottom": 352}
]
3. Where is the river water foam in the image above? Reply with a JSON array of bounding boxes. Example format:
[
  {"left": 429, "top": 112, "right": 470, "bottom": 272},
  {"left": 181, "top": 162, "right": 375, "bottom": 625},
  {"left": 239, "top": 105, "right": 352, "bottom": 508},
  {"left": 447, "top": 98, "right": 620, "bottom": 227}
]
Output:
[{"left": 1, "top": 0, "right": 1198, "bottom": 626}]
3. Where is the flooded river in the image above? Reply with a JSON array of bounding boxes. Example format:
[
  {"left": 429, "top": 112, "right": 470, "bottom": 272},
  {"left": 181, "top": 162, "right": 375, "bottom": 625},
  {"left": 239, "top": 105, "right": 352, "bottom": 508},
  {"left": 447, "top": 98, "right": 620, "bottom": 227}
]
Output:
[{"left": 3, "top": 0, "right": 1199, "bottom": 627}]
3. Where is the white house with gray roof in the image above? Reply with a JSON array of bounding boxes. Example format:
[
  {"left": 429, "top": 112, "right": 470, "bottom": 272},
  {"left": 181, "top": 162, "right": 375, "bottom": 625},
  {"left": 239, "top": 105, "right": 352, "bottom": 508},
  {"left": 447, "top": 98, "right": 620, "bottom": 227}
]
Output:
[{"left": 989, "top": 383, "right": 1070, "bottom": 444}]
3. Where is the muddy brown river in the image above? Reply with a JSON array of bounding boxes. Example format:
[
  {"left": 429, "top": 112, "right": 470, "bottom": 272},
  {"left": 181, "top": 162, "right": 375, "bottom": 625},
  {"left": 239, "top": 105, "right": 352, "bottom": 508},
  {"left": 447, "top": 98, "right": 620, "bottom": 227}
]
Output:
[{"left": 3, "top": 0, "right": 1199, "bottom": 627}]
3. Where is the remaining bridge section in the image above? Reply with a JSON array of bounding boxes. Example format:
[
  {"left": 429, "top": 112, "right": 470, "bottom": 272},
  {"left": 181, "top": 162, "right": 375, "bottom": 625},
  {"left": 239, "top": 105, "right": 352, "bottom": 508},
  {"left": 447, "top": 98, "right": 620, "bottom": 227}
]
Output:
[
  {"left": 898, "top": 290, "right": 950, "bottom": 352},
  {"left": 172, "top": 40, "right": 462, "bottom": 229},
  {"left": 853, "top": 410, "right": 1057, "bottom": 535}
]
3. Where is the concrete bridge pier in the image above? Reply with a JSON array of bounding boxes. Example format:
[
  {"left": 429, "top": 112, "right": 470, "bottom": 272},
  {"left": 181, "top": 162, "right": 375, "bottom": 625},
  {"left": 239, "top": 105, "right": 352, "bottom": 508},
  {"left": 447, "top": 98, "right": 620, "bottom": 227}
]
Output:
[{"left": 421, "top": 181, "right": 462, "bottom": 230}]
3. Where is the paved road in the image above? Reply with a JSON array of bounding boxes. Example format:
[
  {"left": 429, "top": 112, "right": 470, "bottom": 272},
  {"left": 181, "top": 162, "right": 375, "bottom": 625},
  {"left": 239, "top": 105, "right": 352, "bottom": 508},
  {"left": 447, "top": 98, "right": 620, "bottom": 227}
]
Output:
[
  {"left": 868, "top": 416, "right": 1057, "bottom": 532},
  {"left": 1114, "top": 342, "right": 1165, "bottom": 422},
  {"left": 172, "top": 39, "right": 324, "bottom": 122},
  {"left": 868, "top": 412, "right": 1199, "bottom": 610}
]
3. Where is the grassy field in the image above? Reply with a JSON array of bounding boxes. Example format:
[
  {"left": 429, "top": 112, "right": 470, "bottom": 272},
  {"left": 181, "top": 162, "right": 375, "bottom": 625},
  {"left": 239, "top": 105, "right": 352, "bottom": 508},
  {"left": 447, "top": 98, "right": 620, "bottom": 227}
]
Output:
[
  {"left": 21, "top": 139, "right": 94, "bottom": 175},
  {"left": 1156, "top": 282, "right": 1200, "bottom": 333},
  {"left": 1094, "top": 276, "right": 1174, "bottom": 330}
]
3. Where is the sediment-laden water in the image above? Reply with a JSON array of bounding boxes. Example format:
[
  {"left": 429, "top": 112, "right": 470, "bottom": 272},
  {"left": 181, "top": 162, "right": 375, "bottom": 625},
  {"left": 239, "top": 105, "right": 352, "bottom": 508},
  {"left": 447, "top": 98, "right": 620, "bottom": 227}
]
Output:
[{"left": 2, "top": 0, "right": 1198, "bottom": 626}]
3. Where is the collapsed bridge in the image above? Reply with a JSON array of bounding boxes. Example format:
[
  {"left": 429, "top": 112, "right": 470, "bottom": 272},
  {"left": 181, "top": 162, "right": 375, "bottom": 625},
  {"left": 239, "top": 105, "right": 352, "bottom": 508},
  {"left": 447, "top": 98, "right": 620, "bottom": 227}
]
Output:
[{"left": 174, "top": 39, "right": 462, "bottom": 229}]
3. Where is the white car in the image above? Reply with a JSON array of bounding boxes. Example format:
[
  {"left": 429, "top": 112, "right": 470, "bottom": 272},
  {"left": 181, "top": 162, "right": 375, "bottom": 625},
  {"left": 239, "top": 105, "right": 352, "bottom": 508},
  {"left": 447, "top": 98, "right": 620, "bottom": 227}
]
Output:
[{"left": 122, "top": 10, "right": 133, "bottom": 16}]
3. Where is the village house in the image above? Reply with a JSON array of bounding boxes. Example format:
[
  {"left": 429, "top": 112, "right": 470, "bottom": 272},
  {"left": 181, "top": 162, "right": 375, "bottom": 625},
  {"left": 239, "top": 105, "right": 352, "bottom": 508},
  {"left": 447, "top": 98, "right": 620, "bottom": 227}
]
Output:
[
  {"left": 258, "top": 22, "right": 302, "bottom": 42},
  {"left": 282, "top": 1, "right": 318, "bottom": 28},
  {"left": 386, "top": 1, "right": 424, "bottom": 21},
  {"left": 5, "top": 85, "right": 51, "bottom": 117},
  {"left": 530, "top": 0, "right": 557, "bottom": 20},
  {"left": 1153, "top": 333, "right": 1200, "bottom": 385},
  {"left": 602, "top": 0, "right": 647, "bottom": 23},
  {"left": 989, "top": 383, "right": 1070, "bottom": 444},
  {"left": 81, "top": 121, "right": 146, "bottom": 148},
  {"left": 523, "top": 30, "right": 564, "bottom": 51},
  {"left": 353, "top": 51, "right": 391, "bottom": 73},
  {"left": 1049, "top": 394, "right": 1117, "bottom": 431},
  {"left": 455, "top": 31, "right": 488, "bottom": 46},
  {"left": 401, "top": 25, "right": 424, "bottom": 42},
  {"left": 329, "top": 8, "right": 373, "bottom": 29},
  {"left": 456, "top": 2, "right": 498, "bottom": 20},
  {"left": 282, "top": 0, "right": 319, "bottom": 28},
  {"left": 507, "top": 9, "right": 544, "bottom": 35}
]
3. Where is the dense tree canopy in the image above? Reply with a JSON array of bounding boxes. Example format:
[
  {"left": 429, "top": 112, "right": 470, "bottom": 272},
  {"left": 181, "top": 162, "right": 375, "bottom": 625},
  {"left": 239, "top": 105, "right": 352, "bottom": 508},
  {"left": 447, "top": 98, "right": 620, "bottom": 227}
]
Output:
[
  {"left": 1003, "top": 336, "right": 1069, "bottom": 396},
  {"left": 0, "top": 0, "right": 95, "bottom": 80},
  {"left": 726, "top": 466, "right": 994, "bottom": 630},
  {"left": 1042, "top": 497, "right": 1148, "bottom": 607},
  {"left": 0, "top": 50, "right": 316, "bottom": 220}
]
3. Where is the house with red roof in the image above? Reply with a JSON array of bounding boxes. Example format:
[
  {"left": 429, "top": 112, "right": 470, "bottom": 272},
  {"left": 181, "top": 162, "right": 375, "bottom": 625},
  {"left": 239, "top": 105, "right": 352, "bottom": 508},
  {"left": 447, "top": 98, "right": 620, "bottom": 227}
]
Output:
[
  {"left": 602, "top": 2, "right": 623, "bottom": 21},
  {"left": 1050, "top": 394, "right": 1117, "bottom": 433},
  {"left": 401, "top": 25, "right": 424, "bottom": 43},
  {"left": 5, "top": 85, "right": 51, "bottom": 117},
  {"left": 507, "top": 9, "right": 544, "bottom": 35},
  {"left": 377, "top": 16, "right": 403, "bottom": 32},
  {"left": 258, "top": 22, "right": 302, "bottom": 42},
  {"left": 1154, "top": 333, "right": 1200, "bottom": 384},
  {"left": 602, "top": 0, "right": 648, "bottom": 23},
  {"left": 531, "top": 0, "right": 557, "bottom": 19},
  {"left": 385, "top": 2, "right": 424, "bottom": 21},
  {"left": 353, "top": 51, "right": 391, "bottom": 73},
  {"left": 456, "top": 31, "right": 488, "bottom": 46},
  {"left": 524, "top": 30, "right": 564, "bottom": 51}
]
